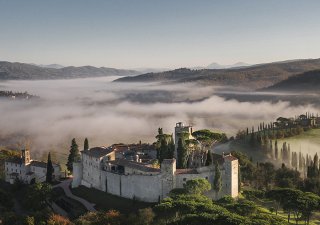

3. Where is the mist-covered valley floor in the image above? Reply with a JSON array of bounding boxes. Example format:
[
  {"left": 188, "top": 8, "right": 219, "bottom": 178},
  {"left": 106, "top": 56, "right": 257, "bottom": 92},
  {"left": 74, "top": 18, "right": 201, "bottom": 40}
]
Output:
[{"left": 0, "top": 76, "right": 319, "bottom": 159}]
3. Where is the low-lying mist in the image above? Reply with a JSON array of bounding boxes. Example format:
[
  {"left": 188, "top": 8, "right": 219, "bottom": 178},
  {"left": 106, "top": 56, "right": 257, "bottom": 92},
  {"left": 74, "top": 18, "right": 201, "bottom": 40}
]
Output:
[{"left": 0, "top": 77, "right": 319, "bottom": 158}]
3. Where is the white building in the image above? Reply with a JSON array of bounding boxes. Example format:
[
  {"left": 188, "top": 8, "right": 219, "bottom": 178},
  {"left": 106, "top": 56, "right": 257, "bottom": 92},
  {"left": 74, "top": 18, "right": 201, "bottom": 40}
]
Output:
[{"left": 5, "top": 148, "right": 61, "bottom": 184}]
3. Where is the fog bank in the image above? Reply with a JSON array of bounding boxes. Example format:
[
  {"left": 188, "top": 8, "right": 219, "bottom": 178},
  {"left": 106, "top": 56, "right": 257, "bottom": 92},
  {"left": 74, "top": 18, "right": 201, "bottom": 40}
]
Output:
[{"left": 0, "top": 77, "right": 319, "bottom": 155}]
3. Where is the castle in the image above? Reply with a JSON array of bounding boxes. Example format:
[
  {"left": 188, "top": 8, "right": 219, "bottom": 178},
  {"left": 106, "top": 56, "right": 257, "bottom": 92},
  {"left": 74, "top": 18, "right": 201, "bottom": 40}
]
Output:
[
  {"left": 5, "top": 148, "right": 61, "bottom": 184},
  {"left": 72, "top": 123, "right": 239, "bottom": 202}
]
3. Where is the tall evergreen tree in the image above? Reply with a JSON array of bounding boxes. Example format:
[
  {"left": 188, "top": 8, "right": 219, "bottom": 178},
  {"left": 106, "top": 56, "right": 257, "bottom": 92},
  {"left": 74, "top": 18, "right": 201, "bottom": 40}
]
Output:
[
  {"left": 84, "top": 138, "right": 89, "bottom": 151},
  {"left": 168, "top": 134, "right": 175, "bottom": 159},
  {"left": 205, "top": 151, "right": 212, "bottom": 166},
  {"left": 46, "top": 152, "right": 54, "bottom": 183},
  {"left": 213, "top": 161, "right": 222, "bottom": 195},
  {"left": 250, "top": 127, "right": 255, "bottom": 146},
  {"left": 177, "top": 137, "right": 187, "bottom": 169},
  {"left": 275, "top": 140, "right": 278, "bottom": 160},
  {"left": 160, "top": 138, "right": 168, "bottom": 163},
  {"left": 314, "top": 153, "right": 319, "bottom": 171},
  {"left": 299, "top": 152, "right": 303, "bottom": 170},
  {"left": 66, "top": 138, "right": 79, "bottom": 172}
]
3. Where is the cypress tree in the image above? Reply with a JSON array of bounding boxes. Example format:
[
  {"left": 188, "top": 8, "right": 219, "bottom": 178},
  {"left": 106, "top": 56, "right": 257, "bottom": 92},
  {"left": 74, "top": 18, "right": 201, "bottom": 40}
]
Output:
[
  {"left": 314, "top": 153, "right": 319, "bottom": 170},
  {"left": 177, "top": 137, "right": 187, "bottom": 169},
  {"left": 160, "top": 138, "right": 168, "bottom": 163},
  {"left": 299, "top": 152, "right": 303, "bottom": 170},
  {"left": 213, "top": 161, "right": 222, "bottom": 195},
  {"left": 84, "top": 138, "right": 89, "bottom": 151},
  {"left": 205, "top": 151, "right": 213, "bottom": 166},
  {"left": 313, "top": 153, "right": 319, "bottom": 176},
  {"left": 66, "top": 138, "right": 79, "bottom": 172},
  {"left": 46, "top": 152, "right": 54, "bottom": 183},
  {"left": 168, "top": 135, "right": 175, "bottom": 159},
  {"left": 250, "top": 127, "right": 255, "bottom": 146},
  {"left": 275, "top": 140, "right": 278, "bottom": 160},
  {"left": 282, "top": 142, "right": 288, "bottom": 163}
]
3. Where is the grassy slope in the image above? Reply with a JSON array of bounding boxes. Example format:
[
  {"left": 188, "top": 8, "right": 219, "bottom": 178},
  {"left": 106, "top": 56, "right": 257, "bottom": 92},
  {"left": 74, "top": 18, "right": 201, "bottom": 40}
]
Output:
[
  {"left": 71, "top": 186, "right": 154, "bottom": 213},
  {"left": 276, "top": 128, "right": 320, "bottom": 156},
  {"left": 215, "top": 129, "right": 320, "bottom": 164},
  {"left": 52, "top": 187, "right": 87, "bottom": 219}
]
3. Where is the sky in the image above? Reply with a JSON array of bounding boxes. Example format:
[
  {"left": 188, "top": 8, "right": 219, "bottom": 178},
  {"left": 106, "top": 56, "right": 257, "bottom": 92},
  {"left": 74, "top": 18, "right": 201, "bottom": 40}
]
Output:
[{"left": 1, "top": 0, "right": 320, "bottom": 69}]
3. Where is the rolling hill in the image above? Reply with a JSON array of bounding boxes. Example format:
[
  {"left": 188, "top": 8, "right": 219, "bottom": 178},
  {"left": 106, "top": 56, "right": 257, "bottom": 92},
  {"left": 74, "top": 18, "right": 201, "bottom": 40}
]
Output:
[
  {"left": 114, "top": 58, "right": 320, "bottom": 89},
  {"left": 262, "top": 70, "right": 320, "bottom": 92},
  {"left": 0, "top": 61, "right": 140, "bottom": 80}
]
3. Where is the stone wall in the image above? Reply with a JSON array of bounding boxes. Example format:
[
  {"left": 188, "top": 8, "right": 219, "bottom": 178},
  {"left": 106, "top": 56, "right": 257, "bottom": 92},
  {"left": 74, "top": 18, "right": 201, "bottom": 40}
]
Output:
[
  {"left": 101, "top": 171, "right": 162, "bottom": 202},
  {"left": 81, "top": 154, "right": 102, "bottom": 189},
  {"left": 72, "top": 162, "right": 83, "bottom": 188}
]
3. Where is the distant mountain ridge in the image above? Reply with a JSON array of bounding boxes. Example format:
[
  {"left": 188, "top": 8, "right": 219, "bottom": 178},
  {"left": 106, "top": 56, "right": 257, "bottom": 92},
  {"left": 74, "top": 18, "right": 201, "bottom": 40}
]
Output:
[
  {"left": 190, "top": 62, "right": 250, "bottom": 70},
  {"left": 262, "top": 70, "right": 320, "bottom": 92},
  {"left": 31, "top": 63, "right": 65, "bottom": 69},
  {"left": 0, "top": 61, "right": 140, "bottom": 80},
  {"left": 114, "top": 58, "right": 320, "bottom": 89}
]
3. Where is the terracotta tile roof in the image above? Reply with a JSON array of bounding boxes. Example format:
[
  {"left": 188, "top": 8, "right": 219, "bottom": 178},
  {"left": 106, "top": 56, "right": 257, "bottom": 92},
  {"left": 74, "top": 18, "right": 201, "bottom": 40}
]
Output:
[{"left": 83, "top": 146, "right": 114, "bottom": 158}]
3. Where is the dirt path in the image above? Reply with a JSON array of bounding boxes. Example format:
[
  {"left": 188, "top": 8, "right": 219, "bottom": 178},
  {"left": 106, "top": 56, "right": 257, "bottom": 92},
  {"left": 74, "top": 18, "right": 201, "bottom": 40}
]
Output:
[{"left": 54, "top": 179, "right": 96, "bottom": 212}]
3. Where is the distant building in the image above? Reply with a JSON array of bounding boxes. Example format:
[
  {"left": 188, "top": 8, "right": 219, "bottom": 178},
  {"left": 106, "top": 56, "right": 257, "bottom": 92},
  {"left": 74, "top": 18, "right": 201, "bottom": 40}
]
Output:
[{"left": 5, "top": 148, "right": 61, "bottom": 184}]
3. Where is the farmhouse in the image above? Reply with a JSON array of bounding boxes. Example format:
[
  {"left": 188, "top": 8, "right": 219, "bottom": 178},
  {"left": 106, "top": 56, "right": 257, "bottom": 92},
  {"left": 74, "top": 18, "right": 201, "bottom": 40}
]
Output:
[{"left": 5, "top": 148, "right": 61, "bottom": 184}]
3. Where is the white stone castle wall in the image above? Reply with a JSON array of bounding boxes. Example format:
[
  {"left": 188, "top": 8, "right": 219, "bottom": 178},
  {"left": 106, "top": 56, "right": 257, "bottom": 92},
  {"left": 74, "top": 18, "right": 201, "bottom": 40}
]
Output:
[
  {"left": 30, "top": 165, "right": 46, "bottom": 182},
  {"left": 101, "top": 171, "right": 162, "bottom": 202},
  {"left": 82, "top": 154, "right": 102, "bottom": 189},
  {"left": 72, "top": 162, "right": 83, "bottom": 188}
]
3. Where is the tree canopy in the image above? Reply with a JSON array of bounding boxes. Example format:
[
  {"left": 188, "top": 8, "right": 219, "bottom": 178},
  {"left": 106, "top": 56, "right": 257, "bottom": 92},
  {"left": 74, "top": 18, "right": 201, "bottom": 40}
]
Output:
[{"left": 184, "top": 178, "right": 211, "bottom": 195}]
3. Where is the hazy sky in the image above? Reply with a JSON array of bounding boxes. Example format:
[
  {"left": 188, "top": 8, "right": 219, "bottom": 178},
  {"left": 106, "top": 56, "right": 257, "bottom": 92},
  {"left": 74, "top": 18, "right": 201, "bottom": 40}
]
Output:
[{"left": 1, "top": 0, "right": 320, "bottom": 69}]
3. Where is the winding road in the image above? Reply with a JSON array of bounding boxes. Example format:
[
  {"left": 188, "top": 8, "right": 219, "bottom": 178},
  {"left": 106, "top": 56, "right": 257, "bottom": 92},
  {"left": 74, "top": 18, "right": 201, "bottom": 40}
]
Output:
[{"left": 53, "top": 179, "right": 96, "bottom": 212}]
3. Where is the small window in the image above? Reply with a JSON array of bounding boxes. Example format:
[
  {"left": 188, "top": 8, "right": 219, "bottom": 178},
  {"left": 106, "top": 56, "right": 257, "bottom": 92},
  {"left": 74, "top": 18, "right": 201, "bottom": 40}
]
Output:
[
  {"left": 205, "top": 177, "right": 208, "bottom": 180},
  {"left": 183, "top": 178, "right": 187, "bottom": 181}
]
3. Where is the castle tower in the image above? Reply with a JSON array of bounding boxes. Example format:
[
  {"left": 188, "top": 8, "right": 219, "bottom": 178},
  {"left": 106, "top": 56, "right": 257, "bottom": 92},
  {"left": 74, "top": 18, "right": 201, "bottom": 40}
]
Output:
[
  {"left": 223, "top": 154, "right": 239, "bottom": 198},
  {"left": 72, "top": 161, "right": 83, "bottom": 188},
  {"left": 161, "top": 159, "right": 176, "bottom": 198},
  {"left": 174, "top": 122, "right": 193, "bottom": 157},
  {"left": 21, "top": 147, "right": 31, "bottom": 165}
]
